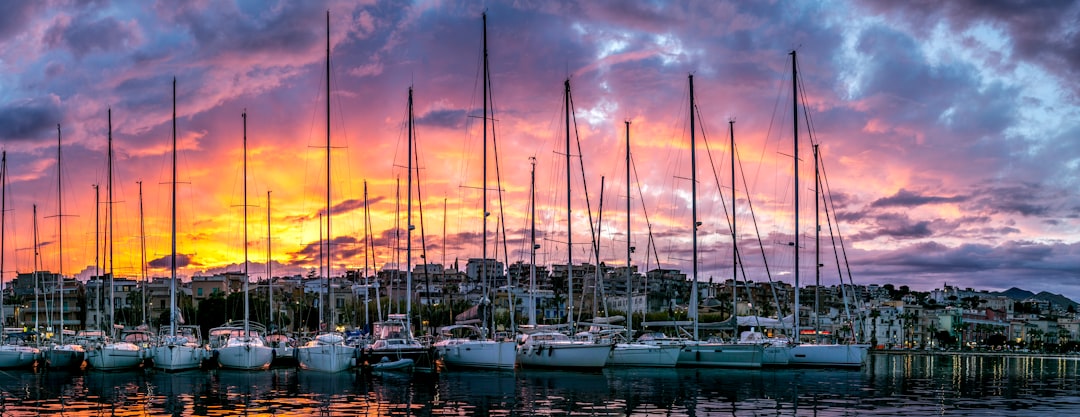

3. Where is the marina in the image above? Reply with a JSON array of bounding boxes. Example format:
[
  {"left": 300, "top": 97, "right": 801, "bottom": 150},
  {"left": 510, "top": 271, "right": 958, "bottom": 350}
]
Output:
[{"left": 0, "top": 352, "right": 1076, "bottom": 415}]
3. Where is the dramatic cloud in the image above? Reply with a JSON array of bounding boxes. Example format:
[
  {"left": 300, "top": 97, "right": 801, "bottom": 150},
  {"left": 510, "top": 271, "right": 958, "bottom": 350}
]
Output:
[
  {"left": 148, "top": 253, "right": 194, "bottom": 269},
  {"left": 2, "top": 1, "right": 1078, "bottom": 301},
  {"left": 0, "top": 97, "right": 62, "bottom": 141}
]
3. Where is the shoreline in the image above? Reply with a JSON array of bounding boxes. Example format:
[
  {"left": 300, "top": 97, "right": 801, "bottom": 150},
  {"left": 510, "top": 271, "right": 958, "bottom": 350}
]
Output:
[{"left": 871, "top": 349, "right": 1080, "bottom": 360}]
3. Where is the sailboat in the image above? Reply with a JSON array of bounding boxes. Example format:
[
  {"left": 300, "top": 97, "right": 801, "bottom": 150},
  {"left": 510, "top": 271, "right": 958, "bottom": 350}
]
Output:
[
  {"left": 363, "top": 88, "right": 436, "bottom": 371},
  {"left": 43, "top": 124, "right": 85, "bottom": 369},
  {"left": 152, "top": 79, "right": 208, "bottom": 372},
  {"left": 0, "top": 152, "right": 40, "bottom": 369},
  {"left": 214, "top": 111, "right": 274, "bottom": 370},
  {"left": 264, "top": 191, "right": 296, "bottom": 366},
  {"left": 86, "top": 108, "right": 145, "bottom": 371},
  {"left": 668, "top": 75, "right": 762, "bottom": 368},
  {"left": 600, "top": 121, "right": 680, "bottom": 368},
  {"left": 516, "top": 79, "right": 612, "bottom": 370},
  {"left": 726, "top": 120, "right": 789, "bottom": 366},
  {"left": 433, "top": 12, "right": 516, "bottom": 370},
  {"left": 296, "top": 11, "right": 356, "bottom": 373},
  {"left": 784, "top": 51, "right": 869, "bottom": 368}
]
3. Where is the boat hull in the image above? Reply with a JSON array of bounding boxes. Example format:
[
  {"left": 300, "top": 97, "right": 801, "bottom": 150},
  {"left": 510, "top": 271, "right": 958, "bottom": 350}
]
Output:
[
  {"left": 677, "top": 343, "right": 763, "bottom": 368},
  {"left": 0, "top": 346, "right": 39, "bottom": 369},
  {"left": 607, "top": 343, "right": 680, "bottom": 367},
  {"left": 45, "top": 345, "right": 84, "bottom": 369},
  {"left": 86, "top": 343, "right": 143, "bottom": 371},
  {"left": 762, "top": 345, "right": 791, "bottom": 366},
  {"left": 152, "top": 344, "right": 206, "bottom": 371},
  {"left": 297, "top": 344, "right": 355, "bottom": 373},
  {"left": 516, "top": 342, "right": 611, "bottom": 369},
  {"left": 436, "top": 340, "right": 516, "bottom": 370},
  {"left": 218, "top": 344, "right": 274, "bottom": 370},
  {"left": 787, "top": 344, "right": 868, "bottom": 368}
]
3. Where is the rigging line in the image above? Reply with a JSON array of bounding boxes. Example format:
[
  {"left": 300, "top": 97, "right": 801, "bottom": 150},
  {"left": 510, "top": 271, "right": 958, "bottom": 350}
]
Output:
[
  {"left": 568, "top": 87, "right": 601, "bottom": 268},
  {"left": 818, "top": 160, "right": 854, "bottom": 331},
  {"left": 413, "top": 102, "right": 430, "bottom": 336},
  {"left": 490, "top": 83, "right": 516, "bottom": 310},
  {"left": 819, "top": 148, "right": 863, "bottom": 312},
  {"left": 629, "top": 152, "right": 662, "bottom": 271},
  {"left": 735, "top": 142, "right": 784, "bottom": 319}
]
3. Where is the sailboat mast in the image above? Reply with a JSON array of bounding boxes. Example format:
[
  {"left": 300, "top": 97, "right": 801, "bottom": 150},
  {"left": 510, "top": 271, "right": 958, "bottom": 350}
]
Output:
[
  {"left": 139, "top": 180, "right": 145, "bottom": 327},
  {"left": 243, "top": 110, "right": 250, "bottom": 335},
  {"left": 689, "top": 74, "right": 699, "bottom": 340},
  {"left": 33, "top": 204, "right": 40, "bottom": 334},
  {"left": 814, "top": 144, "right": 821, "bottom": 344},
  {"left": 625, "top": 120, "right": 632, "bottom": 335},
  {"left": 0, "top": 152, "right": 5, "bottom": 328},
  {"left": 268, "top": 191, "right": 273, "bottom": 328},
  {"left": 528, "top": 157, "right": 537, "bottom": 326},
  {"left": 170, "top": 78, "right": 178, "bottom": 337},
  {"left": 406, "top": 87, "right": 414, "bottom": 333},
  {"left": 565, "top": 79, "right": 573, "bottom": 328},
  {"left": 791, "top": 50, "right": 800, "bottom": 341},
  {"left": 107, "top": 108, "right": 115, "bottom": 335},
  {"left": 57, "top": 124, "right": 66, "bottom": 343},
  {"left": 481, "top": 12, "right": 490, "bottom": 334},
  {"left": 730, "top": 120, "right": 736, "bottom": 317},
  {"left": 325, "top": 10, "right": 335, "bottom": 332},
  {"left": 93, "top": 183, "right": 99, "bottom": 330}
]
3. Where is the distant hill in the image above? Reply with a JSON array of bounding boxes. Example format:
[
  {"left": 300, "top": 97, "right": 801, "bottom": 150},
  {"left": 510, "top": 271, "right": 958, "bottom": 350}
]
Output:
[{"left": 995, "top": 287, "right": 1078, "bottom": 309}]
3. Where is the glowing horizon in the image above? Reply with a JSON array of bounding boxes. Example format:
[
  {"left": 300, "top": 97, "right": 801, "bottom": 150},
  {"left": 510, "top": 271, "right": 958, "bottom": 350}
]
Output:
[{"left": 0, "top": 1, "right": 1077, "bottom": 300}]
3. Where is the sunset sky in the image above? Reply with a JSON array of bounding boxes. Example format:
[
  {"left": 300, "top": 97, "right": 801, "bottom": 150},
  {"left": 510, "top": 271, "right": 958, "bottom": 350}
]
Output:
[{"left": 1, "top": 1, "right": 1078, "bottom": 301}]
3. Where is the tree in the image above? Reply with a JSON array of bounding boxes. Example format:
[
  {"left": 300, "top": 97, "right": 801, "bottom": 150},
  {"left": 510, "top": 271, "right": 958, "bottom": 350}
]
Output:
[
  {"left": 935, "top": 330, "right": 956, "bottom": 347},
  {"left": 195, "top": 292, "right": 227, "bottom": 338}
]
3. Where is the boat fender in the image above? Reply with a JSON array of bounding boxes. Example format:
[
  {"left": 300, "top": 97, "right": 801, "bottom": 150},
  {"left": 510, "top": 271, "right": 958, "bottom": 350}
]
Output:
[
  {"left": 271, "top": 349, "right": 277, "bottom": 359},
  {"left": 535, "top": 345, "right": 543, "bottom": 355},
  {"left": 548, "top": 345, "right": 553, "bottom": 356}
]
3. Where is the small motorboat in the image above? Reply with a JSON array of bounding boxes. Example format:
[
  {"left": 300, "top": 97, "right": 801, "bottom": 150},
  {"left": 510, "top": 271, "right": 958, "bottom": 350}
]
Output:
[{"left": 370, "top": 357, "right": 414, "bottom": 372}]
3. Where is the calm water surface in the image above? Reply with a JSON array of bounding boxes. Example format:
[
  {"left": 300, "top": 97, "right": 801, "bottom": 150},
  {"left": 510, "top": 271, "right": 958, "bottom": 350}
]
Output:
[{"left": 0, "top": 353, "right": 1077, "bottom": 416}]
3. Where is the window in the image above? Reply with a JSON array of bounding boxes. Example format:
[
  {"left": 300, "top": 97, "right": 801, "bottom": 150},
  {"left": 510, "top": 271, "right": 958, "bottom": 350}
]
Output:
[{"left": 197, "top": 288, "right": 203, "bottom": 297}]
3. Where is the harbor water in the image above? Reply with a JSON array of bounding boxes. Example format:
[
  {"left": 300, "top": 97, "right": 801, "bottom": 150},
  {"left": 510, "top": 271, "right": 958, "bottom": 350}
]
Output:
[{"left": 0, "top": 352, "right": 1078, "bottom": 415}]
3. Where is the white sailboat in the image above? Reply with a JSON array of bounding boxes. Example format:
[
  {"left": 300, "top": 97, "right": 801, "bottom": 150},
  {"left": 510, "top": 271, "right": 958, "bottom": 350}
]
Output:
[
  {"left": 785, "top": 51, "right": 868, "bottom": 368},
  {"left": 215, "top": 111, "right": 273, "bottom": 371},
  {"left": 433, "top": 13, "right": 515, "bottom": 370},
  {"left": 516, "top": 79, "right": 611, "bottom": 370},
  {"left": 152, "top": 79, "right": 208, "bottom": 371},
  {"left": 296, "top": 11, "right": 356, "bottom": 372},
  {"left": 86, "top": 108, "right": 145, "bottom": 371},
  {"left": 674, "top": 75, "right": 762, "bottom": 369},
  {"left": 0, "top": 152, "right": 38, "bottom": 369},
  {"left": 603, "top": 121, "right": 680, "bottom": 368},
  {"left": 43, "top": 125, "right": 85, "bottom": 369},
  {"left": 363, "top": 87, "right": 436, "bottom": 371},
  {"left": 3, "top": 203, "right": 43, "bottom": 369},
  {"left": 264, "top": 191, "right": 295, "bottom": 365}
]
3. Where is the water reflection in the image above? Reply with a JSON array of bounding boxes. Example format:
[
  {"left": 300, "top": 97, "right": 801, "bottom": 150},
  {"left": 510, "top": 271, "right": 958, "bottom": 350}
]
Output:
[{"left": 0, "top": 354, "right": 1077, "bottom": 415}]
